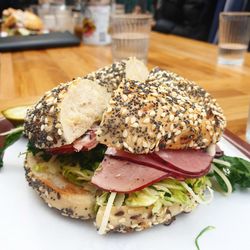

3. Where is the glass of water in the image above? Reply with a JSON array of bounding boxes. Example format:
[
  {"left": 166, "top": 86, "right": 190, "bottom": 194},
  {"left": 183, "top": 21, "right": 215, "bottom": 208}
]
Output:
[
  {"left": 218, "top": 12, "right": 250, "bottom": 66},
  {"left": 110, "top": 14, "right": 152, "bottom": 63}
]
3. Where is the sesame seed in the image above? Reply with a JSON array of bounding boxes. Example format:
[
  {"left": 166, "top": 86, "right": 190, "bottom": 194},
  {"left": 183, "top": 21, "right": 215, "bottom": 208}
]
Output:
[
  {"left": 49, "top": 106, "right": 54, "bottom": 113},
  {"left": 125, "top": 117, "right": 130, "bottom": 124},
  {"left": 121, "top": 108, "right": 127, "bottom": 115},
  {"left": 169, "top": 114, "right": 174, "bottom": 121},
  {"left": 130, "top": 116, "right": 136, "bottom": 124},
  {"left": 138, "top": 110, "right": 143, "bottom": 117},
  {"left": 175, "top": 130, "right": 181, "bottom": 135},
  {"left": 122, "top": 95, "right": 128, "bottom": 101},
  {"left": 54, "top": 123, "right": 60, "bottom": 129},
  {"left": 150, "top": 110, "right": 156, "bottom": 117},
  {"left": 123, "top": 142, "right": 129, "bottom": 148},
  {"left": 156, "top": 133, "right": 162, "bottom": 140},
  {"left": 36, "top": 103, "right": 42, "bottom": 109},
  {"left": 131, "top": 122, "right": 139, "bottom": 128},
  {"left": 46, "top": 136, "right": 53, "bottom": 141},
  {"left": 122, "top": 130, "right": 128, "bottom": 138},
  {"left": 143, "top": 117, "right": 150, "bottom": 124}
]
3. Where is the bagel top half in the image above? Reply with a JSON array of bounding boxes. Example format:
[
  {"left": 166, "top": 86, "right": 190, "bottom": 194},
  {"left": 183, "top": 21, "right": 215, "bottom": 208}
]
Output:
[
  {"left": 97, "top": 68, "right": 226, "bottom": 154},
  {"left": 24, "top": 58, "right": 149, "bottom": 149}
]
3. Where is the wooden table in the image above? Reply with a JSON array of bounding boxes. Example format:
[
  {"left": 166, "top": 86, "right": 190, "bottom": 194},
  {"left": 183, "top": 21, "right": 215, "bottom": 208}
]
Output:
[{"left": 0, "top": 32, "right": 250, "bottom": 142}]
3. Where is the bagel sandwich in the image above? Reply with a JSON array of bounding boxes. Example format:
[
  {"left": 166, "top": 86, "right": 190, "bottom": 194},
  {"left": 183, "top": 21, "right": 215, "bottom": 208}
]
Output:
[
  {"left": 24, "top": 58, "right": 149, "bottom": 220},
  {"left": 23, "top": 63, "right": 226, "bottom": 234}
]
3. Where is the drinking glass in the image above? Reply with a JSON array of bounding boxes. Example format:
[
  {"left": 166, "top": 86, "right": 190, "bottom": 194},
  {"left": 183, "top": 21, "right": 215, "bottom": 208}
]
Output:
[
  {"left": 110, "top": 14, "right": 152, "bottom": 63},
  {"left": 55, "top": 9, "right": 74, "bottom": 32},
  {"left": 218, "top": 12, "right": 250, "bottom": 66}
]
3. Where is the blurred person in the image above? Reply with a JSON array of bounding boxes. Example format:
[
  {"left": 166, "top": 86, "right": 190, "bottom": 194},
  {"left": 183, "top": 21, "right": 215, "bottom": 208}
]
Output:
[
  {"left": 153, "top": 0, "right": 217, "bottom": 41},
  {"left": 123, "top": 0, "right": 154, "bottom": 13}
]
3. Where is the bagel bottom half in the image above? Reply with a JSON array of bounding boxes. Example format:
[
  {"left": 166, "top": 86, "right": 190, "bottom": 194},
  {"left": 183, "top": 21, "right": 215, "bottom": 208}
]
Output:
[
  {"left": 96, "top": 202, "right": 195, "bottom": 233},
  {"left": 24, "top": 152, "right": 209, "bottom": 233},
  {"left": 24, "top": 152, "right": 97, "bottom": 219}
]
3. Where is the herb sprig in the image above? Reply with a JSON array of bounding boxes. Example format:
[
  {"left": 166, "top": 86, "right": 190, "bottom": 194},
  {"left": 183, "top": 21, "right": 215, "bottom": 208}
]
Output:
[
  {"left": 0, "top": 127, "right": 24, "bottom": 168},
  {"left": 195, "top": 226, "right": 215, "bottom": 250}
]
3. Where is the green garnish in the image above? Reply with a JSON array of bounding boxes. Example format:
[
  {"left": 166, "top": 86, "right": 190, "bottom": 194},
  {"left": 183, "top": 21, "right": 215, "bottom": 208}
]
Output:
[
  {"left": 56, "top": 144, "right": 107, "bottom": 171},
  {"left": 27, "top": 142, "right": 52, "bottom": 162},
  {"left": 195, "top": 226, "right": 215, "bottom": 250},
  {"left": 211, "top": 155, "right": 250, "bottom": 193},
  {"left": 0, "top": 127, "right": 24, "bottom": 168}
]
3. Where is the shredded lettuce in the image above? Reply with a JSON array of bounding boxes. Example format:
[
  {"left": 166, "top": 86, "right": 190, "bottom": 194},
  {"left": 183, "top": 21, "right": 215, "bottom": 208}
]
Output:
[
  {"left": 32, "top": 164, "right": 48, "bottom": 173},
  {"left": 27, "top": 143, "right": 107, "bottom": 186},
  {"left": 96, "top": 177, "right": 211, "bottom": 213},
  {"left": 96, "top": 192, "right": 109, "bottom": 207},
  {"left": 96, "top": 192, "right": 126, "bottom": 208},
  {"left": 125, "top": 188, "right": 159, "bottom": 207},
  {"left": 61, "top": 165, "right": 93, "bottom": 186},
  {"left": 114, "top": 193, "right": 125, "bottom": 207}
]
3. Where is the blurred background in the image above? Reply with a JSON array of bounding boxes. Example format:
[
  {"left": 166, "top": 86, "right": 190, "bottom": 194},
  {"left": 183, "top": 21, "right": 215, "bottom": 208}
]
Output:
[{"left": 0, "top": 0, "right": 250, "bottom": 45}]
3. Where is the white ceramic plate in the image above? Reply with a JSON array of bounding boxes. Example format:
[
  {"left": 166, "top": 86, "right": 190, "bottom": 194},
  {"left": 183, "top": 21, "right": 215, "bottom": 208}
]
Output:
[{"left": 0, "top": 138, "right": 249, "bottom": 250}]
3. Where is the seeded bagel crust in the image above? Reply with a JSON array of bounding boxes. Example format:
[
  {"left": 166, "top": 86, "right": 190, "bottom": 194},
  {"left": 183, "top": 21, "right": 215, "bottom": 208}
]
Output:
[
  {"left": 96, "top": 202, "right": 196, "bottom": 233},
  {"left": 97, "top": 68, "right": 226, "bottom": 154},
  {"left": 24, "top": 58, "right": 149, "bottom": 149},
  {"left": 84, "top": 57, "right": 149, "bottom": 92},
  {"left": 24, "top": 78, "right": 110, "bottom": 149},
  {"left": 24, "top": 152, "right": 97, "bottom": 219}
]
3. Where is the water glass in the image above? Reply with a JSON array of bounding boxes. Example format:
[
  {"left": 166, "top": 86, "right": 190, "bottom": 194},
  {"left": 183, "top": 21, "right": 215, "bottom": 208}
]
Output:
[
  {"left": 37, "top": 4, "right": 74, "bottom": 32},
  {"left": 55, "top": 9, "right": 74, "bottom": 33},
  {"left": 218, "top": 12, "right": 250, "bottom": 66},
  {"left": 110, "top": 14, "right": 152, "bottom": 63}
]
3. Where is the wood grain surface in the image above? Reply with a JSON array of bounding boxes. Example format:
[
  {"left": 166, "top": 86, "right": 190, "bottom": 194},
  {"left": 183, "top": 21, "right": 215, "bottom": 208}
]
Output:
[{"left": 0, "top": 32, "right": 249, "bottom": 142}]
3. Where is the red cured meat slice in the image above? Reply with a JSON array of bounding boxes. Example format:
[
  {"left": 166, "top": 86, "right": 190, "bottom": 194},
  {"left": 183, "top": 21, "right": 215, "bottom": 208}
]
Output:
[
  {"left": 91, "top": 156, "right": 169, "bottom": 193},
  {"left": 105, "top": 148, "right": 211, "bottom": 177},
  {"left": 154, "top": 149, "right": 212, "bottom": 174},
  {"left": 48, "top": 130, "right": 97, "bottom": 154},
  {"left": 48, "top": 144, "right": 76, "bottom": 154},
  {"left": 73, "top": 130, "right": 97, "bottom": 151}
]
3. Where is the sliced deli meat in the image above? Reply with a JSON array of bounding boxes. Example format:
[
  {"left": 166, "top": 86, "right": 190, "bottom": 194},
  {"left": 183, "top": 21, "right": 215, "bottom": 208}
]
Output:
[
  {"left": 48, "top": 144, "right": 76, "bottom": 154},
  {"left": 105, "top": 148, "right": 211, "bottom": 176},
  {"left": 154, "top": 149, "right": 212, "bottom": 174},
  {"left": 91, "top": 156, "right": 169, "bottom": 193},
  {"left": 49, "top": 130, "right": 97, "bottom": 154},
  {"left": 73, "top": 130, "right": 97, "bottom": 151}
]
